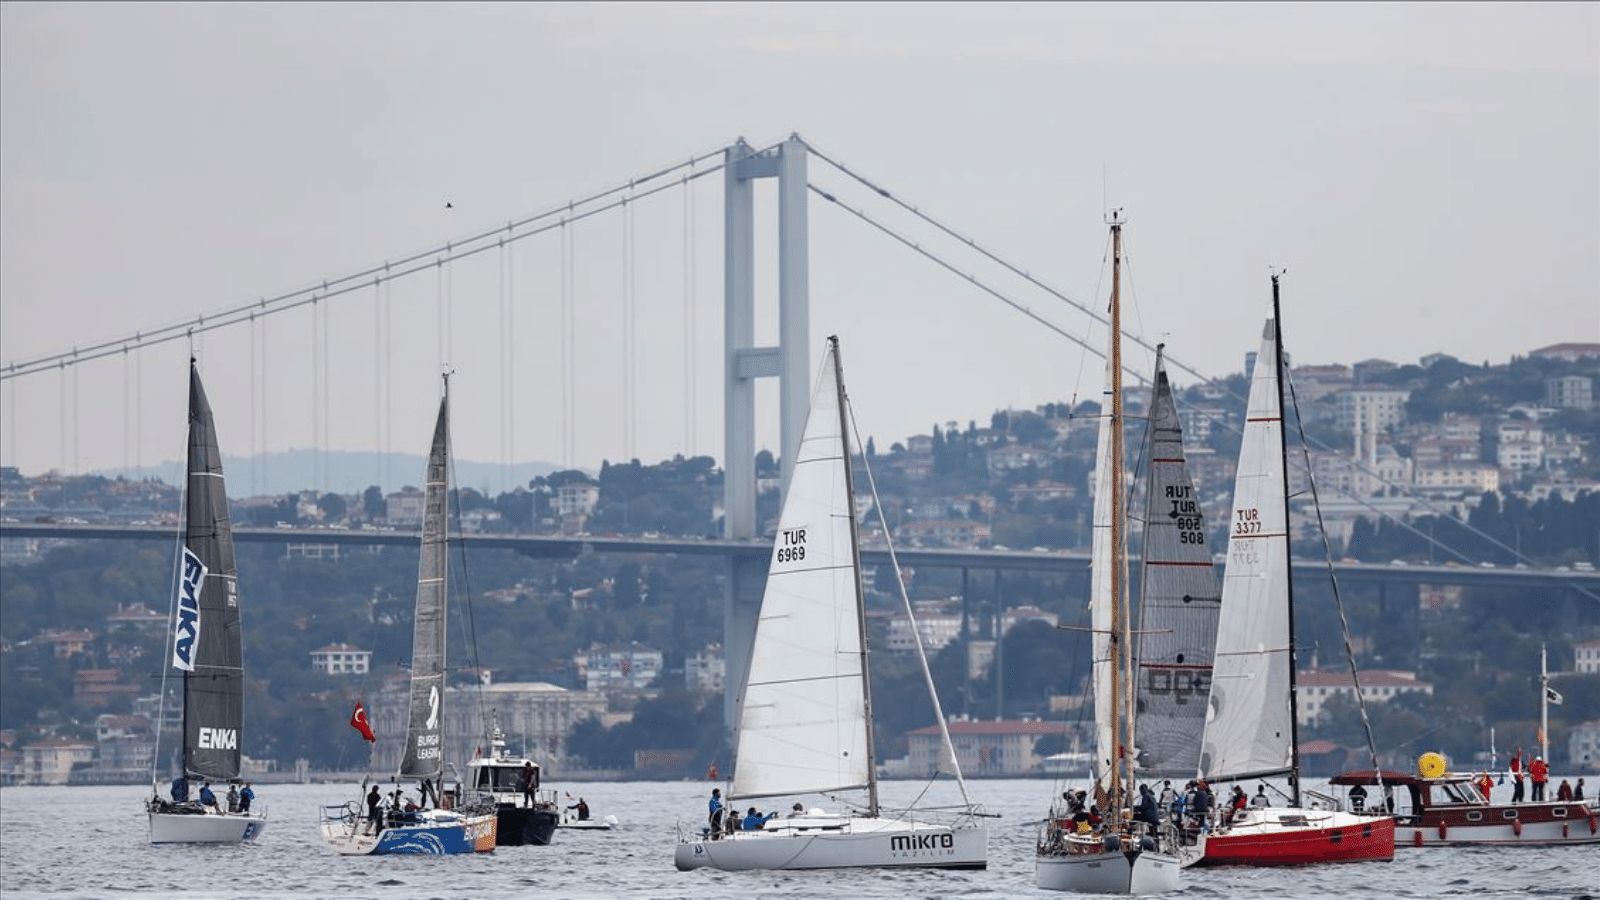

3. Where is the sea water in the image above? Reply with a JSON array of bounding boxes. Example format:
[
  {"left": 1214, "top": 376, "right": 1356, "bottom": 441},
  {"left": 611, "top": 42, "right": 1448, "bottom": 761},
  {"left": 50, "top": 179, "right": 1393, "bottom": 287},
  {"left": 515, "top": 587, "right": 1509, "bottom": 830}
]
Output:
[{"left": 1, "top": 779, "right": 1594, "bottom": 899}]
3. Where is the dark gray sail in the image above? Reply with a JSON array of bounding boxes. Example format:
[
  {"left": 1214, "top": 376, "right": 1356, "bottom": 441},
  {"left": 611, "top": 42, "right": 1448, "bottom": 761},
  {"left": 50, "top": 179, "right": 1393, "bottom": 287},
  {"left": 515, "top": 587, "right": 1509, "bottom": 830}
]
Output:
[
  {"left": 1133, "top": 348, "right": 1222, "bottom": 778},
  {"left": 177, "top": 360, "right": 244, "bottom": 781},
  {"left": 399, "top": 390, "right": 450, "bottom": 781}
]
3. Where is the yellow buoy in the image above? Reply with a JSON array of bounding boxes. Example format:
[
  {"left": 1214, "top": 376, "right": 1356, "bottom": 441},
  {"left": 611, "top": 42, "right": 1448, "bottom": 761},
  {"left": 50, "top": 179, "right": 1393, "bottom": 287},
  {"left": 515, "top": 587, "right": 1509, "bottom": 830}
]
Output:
[{"left": 1417, "top": 751, "right": 1448, "bottom": 779}]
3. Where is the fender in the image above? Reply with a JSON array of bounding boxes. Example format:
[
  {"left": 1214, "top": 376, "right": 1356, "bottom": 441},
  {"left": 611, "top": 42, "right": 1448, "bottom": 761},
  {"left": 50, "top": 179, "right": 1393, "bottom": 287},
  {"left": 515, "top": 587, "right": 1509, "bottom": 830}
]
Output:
[
  {"left": 1511, "top": 818, "right": 1521, "bottom": 837},
  {"left": 1438, "top": 820, "right": 1448, "bottom": 841},
  {"left": 1412, "top": 830, "right": 1424, "bottom": 848}
]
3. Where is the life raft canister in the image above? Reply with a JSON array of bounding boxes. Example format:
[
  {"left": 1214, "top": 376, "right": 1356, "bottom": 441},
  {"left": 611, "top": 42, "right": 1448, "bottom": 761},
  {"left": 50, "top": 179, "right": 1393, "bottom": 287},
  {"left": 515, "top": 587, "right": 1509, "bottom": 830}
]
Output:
[{"left": 1417, "top": 752, "right": 1448, "bottom": 779}]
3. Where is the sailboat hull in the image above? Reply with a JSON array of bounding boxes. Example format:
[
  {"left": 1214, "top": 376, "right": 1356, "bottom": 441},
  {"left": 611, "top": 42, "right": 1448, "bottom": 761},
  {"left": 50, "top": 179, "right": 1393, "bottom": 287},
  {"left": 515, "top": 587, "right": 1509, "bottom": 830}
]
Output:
[
  {"left": 149, "top": 808, "right": 267, "bottom": 844},
  {"left": 1035, "top": 843, "right": 1180, "bottom": 894},
  {"left": 675, "top": 817, "right": 987, "bottom": 872},
  {"left": 319, "top": 807, "right": 497, "bottom": 856},
  {"left": 1180, "top": 807, "right": 1394, "bottom": 867}
]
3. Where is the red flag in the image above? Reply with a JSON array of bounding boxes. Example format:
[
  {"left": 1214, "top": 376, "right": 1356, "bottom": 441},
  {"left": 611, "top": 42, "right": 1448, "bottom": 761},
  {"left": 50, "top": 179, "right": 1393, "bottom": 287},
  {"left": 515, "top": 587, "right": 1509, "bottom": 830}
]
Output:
[{"left": 350, "top": 701, "right": 376, "bottom": 743}]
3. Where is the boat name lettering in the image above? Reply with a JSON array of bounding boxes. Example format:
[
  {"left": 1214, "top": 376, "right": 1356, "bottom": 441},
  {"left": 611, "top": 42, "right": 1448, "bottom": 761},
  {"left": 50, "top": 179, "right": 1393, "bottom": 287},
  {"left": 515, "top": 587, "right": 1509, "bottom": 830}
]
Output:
[
  {"left": 776, "top": 527, "right": 807, "bottom": 564},
  {"left": 1233, "top": 508, "right": 1262, "bottom": 536},
  {"left": 889, "top": 833, "right": 954, "bottom": 852},
  {"left": 1146, "top": 669, "right": 1209, "bottom": 703},
  {"left": 198, "top": 726, "right": 237, "bottom": 749},
  {"left": 171, "top": 548, "right": 207, "bottom": 672}
]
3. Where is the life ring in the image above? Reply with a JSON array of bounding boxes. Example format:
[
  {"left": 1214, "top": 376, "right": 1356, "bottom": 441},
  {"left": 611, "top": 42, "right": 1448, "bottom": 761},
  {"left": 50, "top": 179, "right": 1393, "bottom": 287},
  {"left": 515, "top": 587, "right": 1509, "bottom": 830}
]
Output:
[
  {"left": 1418, "top": 752, "right": 1448, "bottom": 779},
  {"left": 1438, "top": 820, "right": 1448, "bottom": 841}
]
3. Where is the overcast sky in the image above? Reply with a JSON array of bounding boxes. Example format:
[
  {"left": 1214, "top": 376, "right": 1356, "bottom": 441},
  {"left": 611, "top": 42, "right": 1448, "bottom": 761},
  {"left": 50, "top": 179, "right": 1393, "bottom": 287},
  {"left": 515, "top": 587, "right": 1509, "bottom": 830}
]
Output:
[{"left": 2, "top": 2, "right": 1596, "bottom": 493}]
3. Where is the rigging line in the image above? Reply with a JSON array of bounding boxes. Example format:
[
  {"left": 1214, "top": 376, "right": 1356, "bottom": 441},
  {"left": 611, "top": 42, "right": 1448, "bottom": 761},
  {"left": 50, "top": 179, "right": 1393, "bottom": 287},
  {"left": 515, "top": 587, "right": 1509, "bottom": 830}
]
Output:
[
  {"left": 807, "top": 181, "right": 1150, "bottom": 391},
  {"left": 1286, "top": 358, "right": 1385, "bottom": 784},
  {"left": 1, "top": 162, "right": 730, "bottom": 382}
]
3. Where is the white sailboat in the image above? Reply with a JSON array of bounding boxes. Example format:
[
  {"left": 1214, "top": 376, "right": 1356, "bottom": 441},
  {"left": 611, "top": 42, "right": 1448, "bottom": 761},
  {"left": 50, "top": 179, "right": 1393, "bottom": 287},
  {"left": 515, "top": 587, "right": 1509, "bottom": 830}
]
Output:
[
  {"left": 1183, "top": 274, "right": 1394, "bottom": 867},
  {"left": 1035, "top": 212, "right": 1183, "bottom": 894},
  {"left": 147, "top": 359, "right": 268, "bottom": 844},
  {"left": 674, "top": 335, "right": 989, "bottom": 872},
  {"left": 319, "top": 377, "right": 498, "bottom": 855}
]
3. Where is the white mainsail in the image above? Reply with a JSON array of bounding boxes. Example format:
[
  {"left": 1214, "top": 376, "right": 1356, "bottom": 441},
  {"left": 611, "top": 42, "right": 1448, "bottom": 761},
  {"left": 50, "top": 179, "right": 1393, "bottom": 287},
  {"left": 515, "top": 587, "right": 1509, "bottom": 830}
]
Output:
[
  {"left": 1199, "top": 317, "right": 1295, "bottom": 781},
  {"left": 730, "top": 342, "right": 872, "bottom": 801}
]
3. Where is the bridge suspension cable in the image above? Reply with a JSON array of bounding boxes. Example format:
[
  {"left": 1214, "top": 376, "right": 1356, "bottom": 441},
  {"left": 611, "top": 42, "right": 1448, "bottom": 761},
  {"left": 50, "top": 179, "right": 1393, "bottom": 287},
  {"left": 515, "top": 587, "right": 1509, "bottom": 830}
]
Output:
[{"left": 1, "top": 145, "right": 735, "bottom": 382}]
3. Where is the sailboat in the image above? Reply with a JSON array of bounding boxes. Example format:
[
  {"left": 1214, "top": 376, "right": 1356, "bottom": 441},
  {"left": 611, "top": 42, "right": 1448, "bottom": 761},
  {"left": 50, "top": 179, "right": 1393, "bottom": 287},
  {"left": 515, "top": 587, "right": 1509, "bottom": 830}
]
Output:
[
  {"left": 1035, "top": 212, "right": 1186, "bottom": 894},
  {"left": 319, "top": 377, "right": 498, "bottom": 855},
  {"left": 147, "top": 359, "right": 268, "bottom": 844},
  {"left": 1182, "top": 274, "right": 1395, "bottom": 867},
  {"left": 674, "top": 335, "right": 989, "bottom": 872}
]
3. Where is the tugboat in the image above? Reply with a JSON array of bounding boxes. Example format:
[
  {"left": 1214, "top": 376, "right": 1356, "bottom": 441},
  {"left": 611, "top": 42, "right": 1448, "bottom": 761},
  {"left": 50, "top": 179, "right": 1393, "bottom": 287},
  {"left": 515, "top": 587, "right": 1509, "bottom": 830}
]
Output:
[{"left": 467, "top": 725, "right": 559, "bottom": 846}]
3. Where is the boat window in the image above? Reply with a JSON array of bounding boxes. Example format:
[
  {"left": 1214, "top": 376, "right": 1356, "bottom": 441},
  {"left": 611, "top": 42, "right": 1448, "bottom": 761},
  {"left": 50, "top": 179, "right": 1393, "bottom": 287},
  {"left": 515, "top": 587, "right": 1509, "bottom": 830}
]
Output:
[
  {"left": 1553, "top": 806, "right": 1568, "bottom": 818},
  {"left": 1466, "top": 811, "right": 1482, "bottom": 822},
  {"left": 1501, "top": 809, "right": 1517, "bottom": 820},
  {"left": 475, "top": 767, "right": 522, "bottom": 791}
]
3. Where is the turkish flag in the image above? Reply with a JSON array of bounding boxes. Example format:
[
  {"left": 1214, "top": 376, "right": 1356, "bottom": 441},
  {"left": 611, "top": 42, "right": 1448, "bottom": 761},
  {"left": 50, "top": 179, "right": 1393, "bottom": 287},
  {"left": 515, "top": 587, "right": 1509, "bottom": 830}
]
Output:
[{"left": 350, "top": 701, "right": 376, "bottom": 743}]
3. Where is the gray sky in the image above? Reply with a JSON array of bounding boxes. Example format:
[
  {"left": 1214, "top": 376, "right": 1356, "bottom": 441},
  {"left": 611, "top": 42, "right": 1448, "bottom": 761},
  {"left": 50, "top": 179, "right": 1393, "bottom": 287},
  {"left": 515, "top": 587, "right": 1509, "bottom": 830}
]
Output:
[{"left": 2, "top": 2, "right": 1597, "bottom": 493}]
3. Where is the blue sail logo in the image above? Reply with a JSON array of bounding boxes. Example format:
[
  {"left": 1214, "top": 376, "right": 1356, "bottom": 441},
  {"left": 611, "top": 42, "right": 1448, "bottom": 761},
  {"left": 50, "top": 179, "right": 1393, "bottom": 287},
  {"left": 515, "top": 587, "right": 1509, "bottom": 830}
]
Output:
[{"left": 172, "top": 547, "right": 207, "bottom": 671}]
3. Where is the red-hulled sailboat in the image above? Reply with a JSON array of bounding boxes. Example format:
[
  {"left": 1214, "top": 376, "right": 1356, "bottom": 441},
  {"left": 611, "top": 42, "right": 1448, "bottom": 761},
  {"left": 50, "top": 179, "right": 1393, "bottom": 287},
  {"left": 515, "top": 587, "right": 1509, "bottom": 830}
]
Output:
[{"left": 1179, "top": 274, "right": 1394, "bottom": 868}]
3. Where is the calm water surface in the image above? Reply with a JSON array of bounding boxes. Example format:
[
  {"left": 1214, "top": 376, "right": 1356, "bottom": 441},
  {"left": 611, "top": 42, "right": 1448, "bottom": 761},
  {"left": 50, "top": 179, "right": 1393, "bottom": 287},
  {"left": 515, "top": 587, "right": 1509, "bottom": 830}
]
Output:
[{"left": 1, "top": 779, "right": 1594, "bottom": 899}]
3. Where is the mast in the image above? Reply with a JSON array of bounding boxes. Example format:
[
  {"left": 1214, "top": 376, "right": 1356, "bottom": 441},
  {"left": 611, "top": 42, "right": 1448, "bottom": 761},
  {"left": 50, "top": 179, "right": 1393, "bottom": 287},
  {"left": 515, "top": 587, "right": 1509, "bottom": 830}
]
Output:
[
  {"left": 1271, "top": 272, "right": 1305, "bottom": 808},
  {"left": 1540, "top": 643, "right": 1550, "bottom": 762},
  {"left": 832, "top": 336, "right": 879, "bottom": 817},
  {"left": 1107, "top": 211, "right": 1129, "bottom": 805}
]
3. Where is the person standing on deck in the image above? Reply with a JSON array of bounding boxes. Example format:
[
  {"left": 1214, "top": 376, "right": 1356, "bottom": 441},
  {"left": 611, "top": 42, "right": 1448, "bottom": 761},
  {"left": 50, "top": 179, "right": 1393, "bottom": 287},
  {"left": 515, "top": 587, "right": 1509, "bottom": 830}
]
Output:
[
  {"left": 1530, "top": 756, "right": 1549, "bottom": 801},
  {"left": 707, "top": 788, "right": 724, "bottom": 839},
  {"left": 1510, "top": 747, "right": 1525, "bottom": 803}
]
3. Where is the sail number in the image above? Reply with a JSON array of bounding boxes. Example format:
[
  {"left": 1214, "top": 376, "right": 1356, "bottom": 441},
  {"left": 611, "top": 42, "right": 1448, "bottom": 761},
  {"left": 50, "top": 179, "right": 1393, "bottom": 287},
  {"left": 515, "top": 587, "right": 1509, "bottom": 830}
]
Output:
[
  {"left": 775, "top": 528, "right": 807, "bottom": 565},
  {"left": 1233, "top": 508, "right": 1263, "bottom": 536},
  {"left": 1166, "top": 486, "right": 1206, "bottom": 545}
]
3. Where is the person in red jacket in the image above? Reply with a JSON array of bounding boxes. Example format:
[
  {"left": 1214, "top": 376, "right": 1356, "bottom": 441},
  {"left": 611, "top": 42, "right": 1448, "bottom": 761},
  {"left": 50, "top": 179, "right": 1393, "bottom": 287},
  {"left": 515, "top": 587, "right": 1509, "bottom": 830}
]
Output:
[
  {"left": 1509, "top": 747, "right": 1525, "bottom": 803},
  {"left": 1529, "top": 756, "right": 1550, "bottom": 801},
  {"left": 1475, "top": 772, "right": 1494, "bottom": 800}
]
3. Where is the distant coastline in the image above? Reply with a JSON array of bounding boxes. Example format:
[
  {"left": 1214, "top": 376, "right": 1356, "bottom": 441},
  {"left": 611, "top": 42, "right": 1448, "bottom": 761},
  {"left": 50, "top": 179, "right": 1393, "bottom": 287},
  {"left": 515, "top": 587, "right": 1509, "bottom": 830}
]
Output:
[{"left": 87, "top": 449, "right": 570, "bottom": 497}]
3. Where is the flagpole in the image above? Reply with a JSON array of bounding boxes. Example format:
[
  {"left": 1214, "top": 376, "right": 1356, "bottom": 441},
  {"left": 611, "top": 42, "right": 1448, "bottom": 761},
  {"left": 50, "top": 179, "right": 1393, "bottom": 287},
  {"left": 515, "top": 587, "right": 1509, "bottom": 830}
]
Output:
[{"left": 1540, "top": 643, "right": 1549, "bottom": 763}]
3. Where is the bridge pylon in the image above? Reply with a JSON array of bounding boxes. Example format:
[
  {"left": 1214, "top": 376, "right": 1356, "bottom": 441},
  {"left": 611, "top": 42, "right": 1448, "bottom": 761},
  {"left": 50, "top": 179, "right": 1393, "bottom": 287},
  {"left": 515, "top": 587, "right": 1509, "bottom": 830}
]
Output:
[{"left": 721, "top": 135, "right": 810, "bottom": 739}]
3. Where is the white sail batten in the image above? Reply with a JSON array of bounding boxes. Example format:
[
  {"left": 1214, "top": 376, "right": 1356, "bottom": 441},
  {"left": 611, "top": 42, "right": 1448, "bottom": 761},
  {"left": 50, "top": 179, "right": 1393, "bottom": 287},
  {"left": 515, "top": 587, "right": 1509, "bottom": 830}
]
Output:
[
  {"left": 1200, "top": 318, "right": 1295, "bottom": 781},
  {"left": 730, "top": 346, "right": 871, "bottom": 801}
]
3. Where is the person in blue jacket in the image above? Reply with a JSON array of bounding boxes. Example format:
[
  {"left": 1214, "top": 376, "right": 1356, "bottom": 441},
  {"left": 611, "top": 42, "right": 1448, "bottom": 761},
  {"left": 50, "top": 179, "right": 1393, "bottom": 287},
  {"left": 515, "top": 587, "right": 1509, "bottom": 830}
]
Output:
[
  {"left": 198, "top": 782, "right": 217, "bottom": 811},
  {"left": 239, "top": 783, "right": 255, "bottom": 814},
  {"left": 707, "top": 787, "right": 724, "bottom": 838},
  {"left": 170, "top": 776, "right": 189, "bottom": 803}
]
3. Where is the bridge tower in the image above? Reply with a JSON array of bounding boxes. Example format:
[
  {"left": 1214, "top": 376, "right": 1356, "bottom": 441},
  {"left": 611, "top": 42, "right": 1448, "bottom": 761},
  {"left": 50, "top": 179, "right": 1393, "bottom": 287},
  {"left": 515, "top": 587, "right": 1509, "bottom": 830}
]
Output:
[{"left": 721, "top": 135, "right": 810, "bottom": 737}]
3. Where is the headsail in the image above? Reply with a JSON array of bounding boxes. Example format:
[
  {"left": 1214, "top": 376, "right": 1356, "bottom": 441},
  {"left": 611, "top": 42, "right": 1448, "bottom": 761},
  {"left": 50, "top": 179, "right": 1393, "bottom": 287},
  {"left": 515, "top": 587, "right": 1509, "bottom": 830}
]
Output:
[
  {"left": 730, "top": 338, "right": 872, "bottom": 802},
  {"left": 1199, "top": 317, "right": 1295, "bottom": 781},
  {"left": 1133, "top": 348, "right": 1222, "bottom": 778},
  {"left": 399, "top": 390, "right": 451, "bottom": 781},
  {"left": 179, "top": 361, "right": 243, "bottom": 782}
]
